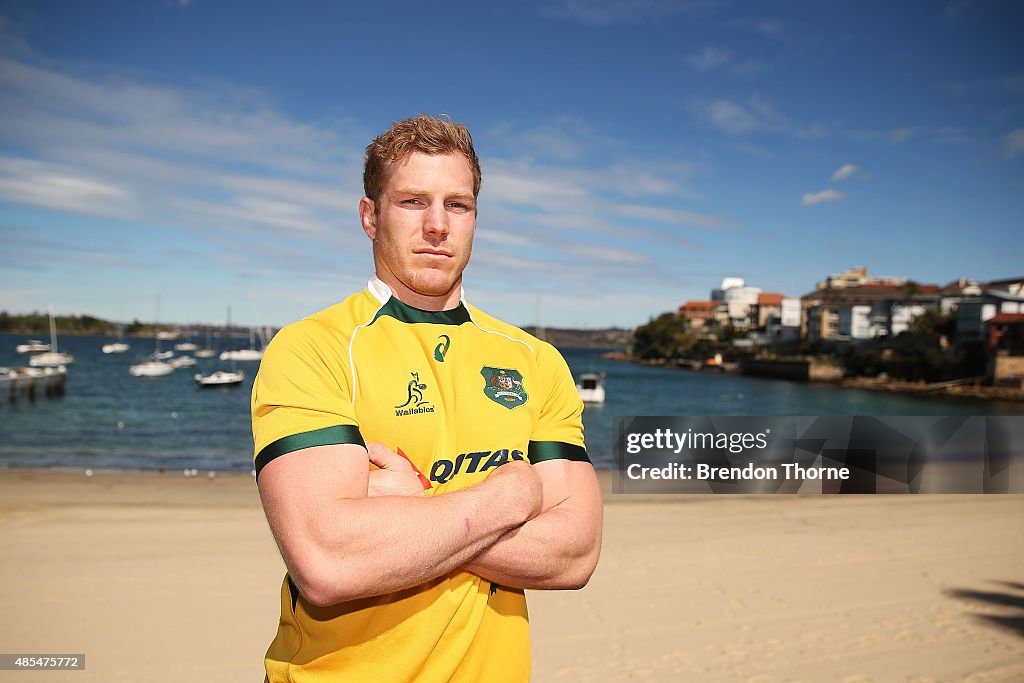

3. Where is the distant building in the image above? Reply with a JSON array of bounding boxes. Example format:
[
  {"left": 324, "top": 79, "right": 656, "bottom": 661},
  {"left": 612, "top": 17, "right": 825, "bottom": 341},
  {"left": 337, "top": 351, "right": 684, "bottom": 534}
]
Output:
[
  {"left": 751, "top": 292, "right": 784, "bottom": 328},
  {"left": 816, "top": 266, "right": 906, "bottom": 291},
  {"left": 711, "top": 277, "right": 761, "bottom": 328},
  {"left": 986, "top": 313, "right": 1024, "bottom": 386},
  {"left": 939, "top": 278, "right": 983, "bottom": 315},
  {"left": 765, "top": 297, "right": 801, "bottom": 343},
  {"left": 957, "top": 286, "right": 1024, "bottom": 343},
  {"left": 802, "top": 280, "right": 940, "bottom": 341},
  {"left": 984, "top": 277, "right": 1024, "bottom": 296},
  {"left": 678, "top": 301, "right": 720, "bottom": 328}
]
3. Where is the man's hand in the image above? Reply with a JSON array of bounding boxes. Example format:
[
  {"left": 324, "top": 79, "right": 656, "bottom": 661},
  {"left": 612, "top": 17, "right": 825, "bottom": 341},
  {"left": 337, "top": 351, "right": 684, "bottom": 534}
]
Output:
[
  {"left": 487, "top": 460, "right": 544, "bottom": 523},
  {"left": 464, "top": 459, "right": 602, "bottom": 590},
  {"left": 367, "top": 443, "right": 428, "bottom": 497}
]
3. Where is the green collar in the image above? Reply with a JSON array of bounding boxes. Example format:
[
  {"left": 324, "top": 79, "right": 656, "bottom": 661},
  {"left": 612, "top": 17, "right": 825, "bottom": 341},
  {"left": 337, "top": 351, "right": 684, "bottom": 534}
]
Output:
[{"left": 371, "top": 296, "right": 472, "bottom": 326}]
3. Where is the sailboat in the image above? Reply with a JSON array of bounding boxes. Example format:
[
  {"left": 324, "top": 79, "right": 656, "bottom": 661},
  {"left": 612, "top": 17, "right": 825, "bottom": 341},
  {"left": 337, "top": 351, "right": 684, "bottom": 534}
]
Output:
[
  {"left": 219, "top": 324, "right": 264, "bottom": 361},
  {"left": 102, "top": 323, "right": 130, "bottom": 354},
  {"left": 28, "top": 307, "right": 74, "bottom": 367},
  {"left": 194, "top": 325, "right": 216, "bottom": 358},
  {"left": 130, "top": 296, "right": 174, "bottom": 377},
  {"left": 196, "top": 307, "right": 245, "bottom": 387},
  {"left": 175, "top": 327, "right": 197, "bottom": 352}
]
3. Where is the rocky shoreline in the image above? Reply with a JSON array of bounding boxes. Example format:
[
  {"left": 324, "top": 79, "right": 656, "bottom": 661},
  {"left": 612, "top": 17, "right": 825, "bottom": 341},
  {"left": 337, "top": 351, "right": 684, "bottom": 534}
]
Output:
[{"left": 603, "top": 352, "right": 1024, "bottom": 403}]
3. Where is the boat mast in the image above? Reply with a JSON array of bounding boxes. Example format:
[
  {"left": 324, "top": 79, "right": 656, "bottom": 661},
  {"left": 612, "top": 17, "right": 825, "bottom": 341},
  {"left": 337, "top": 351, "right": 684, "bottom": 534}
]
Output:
[
  {"left": 154, "top": 294, "right": 161, "bottom": 355},
  {"left": 48, "top": 305, "right": 58, "bottom": 353}
]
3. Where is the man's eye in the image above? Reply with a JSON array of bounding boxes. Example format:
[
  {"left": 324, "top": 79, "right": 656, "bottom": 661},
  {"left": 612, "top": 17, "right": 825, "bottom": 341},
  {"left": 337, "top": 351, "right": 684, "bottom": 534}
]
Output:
[{"left": 401, "top": 199, "right": 422, "bottom": 206}]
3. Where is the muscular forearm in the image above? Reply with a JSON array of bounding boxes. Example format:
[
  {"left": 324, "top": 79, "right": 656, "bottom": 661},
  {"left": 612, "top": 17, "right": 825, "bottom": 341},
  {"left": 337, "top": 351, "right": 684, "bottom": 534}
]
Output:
[
  {"left": 273, "top": 467, "right": 538, "bottom": 606},
  {"left": 463, "top": 504, "right": 601, "bottom": 590}
]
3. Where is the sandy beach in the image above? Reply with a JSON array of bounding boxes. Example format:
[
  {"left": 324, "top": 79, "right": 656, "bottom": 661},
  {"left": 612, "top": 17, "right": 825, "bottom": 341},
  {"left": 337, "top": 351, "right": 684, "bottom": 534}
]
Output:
[{"left": 1, "top": 469, "right": 1022, "bottom": 682}]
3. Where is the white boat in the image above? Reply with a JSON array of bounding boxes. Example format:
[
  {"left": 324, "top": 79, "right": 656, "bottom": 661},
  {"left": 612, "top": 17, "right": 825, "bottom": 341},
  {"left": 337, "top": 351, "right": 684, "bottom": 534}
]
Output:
[
  {"left": 29, "top": 308, "right": 74, "bottom": 367},
  {"left": 157, "top": 330, "right": 179, "bottom": 341},
  {"left": 102, "top": 324, "right": 130, "bottom": 354},
  {"left": 194, "top": 326, "right": 216, "bottom": 357},
  {"left": 576, "top": 372, "right": 606, "bottom": 404},
  {"left": 221, "top": 322, "right": 264, "bottom": 361},
  {"left": 219, "top": 348, "right": 263, "bottom": 361},
  {"left": 29, "top": 351, "right": 74, "bottom": 367},
  {"left": 129, "top": 361, "right": 174, "bottom": 377},
  {"left": 102, "top": 342, "right": 130, "bottom": 354},
  {"left": 169, "top": 355, "right": 197, "bottom": 368},
  {"left": 16, "top": 340, "right": 50, "bottom": 353},
  {"left": 194, "top": 369, "right": 245, "bottom": 387},
  {"left": 132, "top": 295, "right": 173, "bottom": 377},
  {"left": 198, "top": 307, "right": 249, "bottom": 386}
]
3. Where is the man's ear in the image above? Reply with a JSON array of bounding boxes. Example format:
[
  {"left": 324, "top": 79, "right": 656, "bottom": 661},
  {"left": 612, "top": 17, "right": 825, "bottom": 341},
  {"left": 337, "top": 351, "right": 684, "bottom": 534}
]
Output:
[{"left": 359, "top": 197, "right": 377, "bottom": 239}]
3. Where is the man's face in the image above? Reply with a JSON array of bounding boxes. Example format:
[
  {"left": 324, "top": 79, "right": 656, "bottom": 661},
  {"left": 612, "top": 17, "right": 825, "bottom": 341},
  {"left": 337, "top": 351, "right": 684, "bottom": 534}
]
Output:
[{"left": 360, "top": 152, "right": 477, "bottom": 308}]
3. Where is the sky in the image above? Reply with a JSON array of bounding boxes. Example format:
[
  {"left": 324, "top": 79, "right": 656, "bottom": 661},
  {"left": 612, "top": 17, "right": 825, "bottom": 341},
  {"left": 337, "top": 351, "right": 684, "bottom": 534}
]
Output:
[{"left": 0, "top": 0, "right": 1022, "bottom": 330}]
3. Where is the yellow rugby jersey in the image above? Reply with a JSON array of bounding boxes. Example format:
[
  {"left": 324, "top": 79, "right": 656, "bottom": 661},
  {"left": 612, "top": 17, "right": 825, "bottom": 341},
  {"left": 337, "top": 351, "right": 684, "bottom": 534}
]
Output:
[{"left": 251, "top": 278, "right": 588, "bottom": 683}]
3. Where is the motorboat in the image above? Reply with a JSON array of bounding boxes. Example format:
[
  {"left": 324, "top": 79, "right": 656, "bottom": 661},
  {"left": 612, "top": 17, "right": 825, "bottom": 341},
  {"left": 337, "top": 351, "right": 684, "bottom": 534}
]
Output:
[
  {"left": 175, "top": 342, "right": 197, "bottom": 351},
  {"left": 575, "top": 372, "right": 606, "bottom": 404},
  {"left": 169, "top": 355, "right": 197, "bottom": 368},
  {"left": 194, "top": 369, "right": 245, "bottom": 388},
  {"left": 129, "top": 361, "right": 174, "bottom": 377},
  {"left": 16, "top": 340, "right": 50, "bottom": 353},
  {"left": 150, "top": 350, "right": 174, "bottom": 361}
]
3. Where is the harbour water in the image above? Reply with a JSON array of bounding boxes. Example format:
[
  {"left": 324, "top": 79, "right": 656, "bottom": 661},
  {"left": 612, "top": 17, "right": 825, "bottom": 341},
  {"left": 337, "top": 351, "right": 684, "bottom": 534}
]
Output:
[{"left": 1, "top": 333, "right": 1020, "bottom": 472}]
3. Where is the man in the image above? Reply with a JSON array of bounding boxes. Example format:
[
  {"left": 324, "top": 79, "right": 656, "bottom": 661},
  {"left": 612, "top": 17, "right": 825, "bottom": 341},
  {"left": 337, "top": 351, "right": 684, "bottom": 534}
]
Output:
[{"left": 252, "top": 114, "right": 603, "bottom": 682}]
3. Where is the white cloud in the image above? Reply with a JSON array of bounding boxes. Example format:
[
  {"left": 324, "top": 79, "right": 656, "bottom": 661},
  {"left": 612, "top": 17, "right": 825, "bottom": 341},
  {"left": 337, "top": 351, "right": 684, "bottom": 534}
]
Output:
[
  {"left": 698, "top": 100, "right": 760, "bottom": 135},
  {"left": 0, "top": 157, "right": 133, "bottom": 218},
  {"left": 1002, "top": 128, "right": 1024, "bottom": 159},
  {"left": 801, "top": 189, "right": 844, "bottom": 206},
  {"left": 830, "top": 163, "right": 858, "bottom": 182},
  {"left": 0, "top": 49, "right": 733, "bottom": 327},
  {"left": 692, "top": 96, "right": 789, "bottom": 136},
  {"left": 565, "top": 243, "right": 652, "bottom": 265},
  {"left": 686, "top": 47, "right": 731, "bottom": 72}
]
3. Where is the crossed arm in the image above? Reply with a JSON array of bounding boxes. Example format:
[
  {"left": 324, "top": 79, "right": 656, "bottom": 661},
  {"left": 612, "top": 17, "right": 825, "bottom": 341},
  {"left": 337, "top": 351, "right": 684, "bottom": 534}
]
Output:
[{"left": 257, "top": 443, "right": 602, "bottom": 606}]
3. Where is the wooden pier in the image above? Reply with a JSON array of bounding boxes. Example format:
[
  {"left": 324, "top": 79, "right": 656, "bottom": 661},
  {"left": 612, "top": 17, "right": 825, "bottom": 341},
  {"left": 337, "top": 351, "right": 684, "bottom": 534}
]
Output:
[{"left": 1, "top": 366, "right": 67, "bottom": 403}]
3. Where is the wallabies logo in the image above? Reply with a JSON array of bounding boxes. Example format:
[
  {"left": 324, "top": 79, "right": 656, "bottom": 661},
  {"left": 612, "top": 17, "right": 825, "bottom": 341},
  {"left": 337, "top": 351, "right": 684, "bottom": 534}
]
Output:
[
  {"left": 395, "top": 371, "right": 435, "bottom": 416},
  {"left": 481, "top": 367, "right": 527, "bottom": 410}
]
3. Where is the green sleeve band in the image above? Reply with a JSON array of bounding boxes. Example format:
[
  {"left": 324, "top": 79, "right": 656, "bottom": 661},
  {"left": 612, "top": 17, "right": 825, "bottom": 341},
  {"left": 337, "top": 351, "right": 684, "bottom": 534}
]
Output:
[
  {"left": 527, "top": 441, "right": 590, "bottom": 464},
  {"left": 255, "top": 425, "right": 365, "bottom": 479}
]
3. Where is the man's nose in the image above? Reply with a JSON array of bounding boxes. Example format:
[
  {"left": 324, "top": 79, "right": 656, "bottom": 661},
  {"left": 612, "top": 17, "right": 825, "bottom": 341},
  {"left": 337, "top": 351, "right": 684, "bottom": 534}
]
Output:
[{"left": 423, "top": 202, "right": 449, "bottom": 242}]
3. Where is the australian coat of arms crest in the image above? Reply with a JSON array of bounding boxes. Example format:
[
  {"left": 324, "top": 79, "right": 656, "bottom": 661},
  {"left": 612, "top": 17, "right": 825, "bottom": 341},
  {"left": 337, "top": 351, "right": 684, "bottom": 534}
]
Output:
[{"left": 480, "top": 367, "right": 528, "bottom": 409}]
